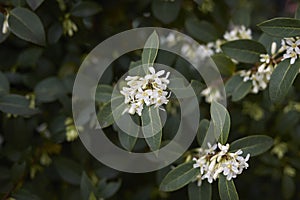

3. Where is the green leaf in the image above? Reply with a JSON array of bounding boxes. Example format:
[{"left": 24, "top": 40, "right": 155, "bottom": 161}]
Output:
[
  {"left": 141, "top": 31, "right": 159, "bottom": 73},
  {"left": 269, "top": 59, "right": 300, "bottom": 103},
  {"left": 258, "top": 17, "right": 300, "bottom": 38},
  {"left": 225, "top": 74, "right": 242, "bottom": 96},
  {"left": 188, "top": 181, "right": 212, "bottom": 200},
  {"left": 0, "top": 94, "right": 39, "bottom": 116},
  {"left": 191, "top": 80, "right": 205, "bottom": 101},
  {"left": 47, "top": 22, "right": 63, "bottom": 44},
  {"left": 26, "top": 0, "right": 44, "bottom": 10},
  {"left": 221, "top": 39, "right": 266, "bottom": 64},
  {"left": 71, "top": 1, "right": 102, "bottom": 17},
  {"left": 98, "top": 95, "right": 127, "bottom": 128},
  {"left": 54, "top": 157, "right": 82, "bottom": 185},
  {"left": 230, "top": 135, "right": 273, "bottom": 157},
  {"left": 211, "top": 100, "right": 231, "bottom": 144},
  {"left": 197, "top": 119, "right": 210, "bottom": 146},
  {"left": 80, "top": 172, "right": 94, "bottom": 200},
  {"left": 232, "top": 5, "right": 251, "bottom": 27},
  {"left": 185, "top": 18, "right": 219, "bottom": 42},
  {"left": 97, "top": 179, "right": 121, "bottom": 199},
  {"left": 152, "top": 0, "right": 181, "bottom": 24},
  {"left": 8, "top": 7, "right": 46, "bottom": 45},
  {"left": 12, "top": 189, "right": 40, "bottom": 200},
  {"left": 17, "top": 47, "right": 43, "bottom": 67},
  {"left": 141, "top": 106, "right": 162, "bottom": 151},
  {"left": 212, "top": 53, "right": 236, "bottom": 76},
  {"left": 0, "top": 71, "right": 9, "bottom": 97},
  {"left": 159, "top": 161, "right": 199, "bottom": 192},
  {"left": 231, "top": 80, "right": 252, "bottom": 102},
  {"left": 218, "top": 174, "right": 239, "bottom": 200},
  {"left": 128, "top": 60, "right": 143, "bottom": 76},
  {"left": 34, "top": 77, "right": 67, "bottom": 103},
  {"left": 117, "top": 115, "right": 140, "bottom": 151},
  {"left": 95, "top": 84, "right": 113, "bottom": 103}
]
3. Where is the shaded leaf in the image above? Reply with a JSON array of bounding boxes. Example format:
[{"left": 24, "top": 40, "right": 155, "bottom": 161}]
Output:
[
  {"left": 152, "top": 0, "right": 181, "bottom": 24},
  {"left": 221, "top": 39, "right": 266, "bottom": 64},
  {"left": 26, "top": 0, "right": 44, "bottom": 10},
  {"left": 185, "top": 17, "right": 218, "bottom": 42},
  {"left": 197, "top": 119, "right": 210, "bottom": 146},
  {"left": 211, "top": 100, "right": 230, "bottom": 144},
  {"left": 141, "top": 31, "right": 159, "bottom": 73},
  {"left": 54, "top": 157, "right": 82, "bottom": 185},
  {"left": 98, "top": 179, "right": 121, "bottom": 199},
  {"left": 212, "top": 53, "right": 236, "bottom": 76},
  {"left": 230, "top": 135, "right": 273, "bottom": 157},
  {"left": 8, "top": 7, "right": 46, "bottom": 45},
  {"left": 188, "top": 181, "right": 212, "bottom": 200},
  {"left": 71, "top": 1, "right": 102, "bottom": 17},
  {"left": 269, "top": 59, "right": 300, "bottom": 103},
  {"left": 231, "top": 81, "right": 252, "bottom": 102},
  {"left": 0, "top": 71, "right": 9, "bottom": 97},
  {"left": 282, "top": 174, "right": 295, "bottom": 199},
  {"left": 141, "top": 106, "right": 162, "bottom": 151},
  {"left": 160, "top": 161, "right": 199, "bottom": 192},
  {"left": 80, "top": 172, "right": 94, "bottom": 200},
  {"left": 258, "top": 17, "right": 300, "bottom": 38},
  {"left": 95, "top": 84, "right": 113, "bottom": 103},
  {"left": 218, "top": 174, "right": 239, "bottom": 200}
]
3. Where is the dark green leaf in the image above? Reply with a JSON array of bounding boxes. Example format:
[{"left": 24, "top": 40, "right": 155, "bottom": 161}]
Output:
[
  {"left": 159, "top": 161, "right": 199, "bottom": 192},
  {"left": 80, "top": 172, "right": 94, "bottom": 200},
  {"left": 98, "top": 179, "right": 121, "bottom": 199},
  {"left": 185, "top": 18, "right": 218, "bottom": 42},
  {"left": 141, "top": 31, "right": 159, "bottom": 73},
  {"left": 152, "top": 0, "right": 181, "bottom": 24},
  {"left": 282, "top": 175, "right": 295, "bottom": 199},
  {"left": 188, "top": 181, "right": 212, "bottom": 200},
  {"left": 34, "top": 77, "right": 67, "bottom": 103},
  {"left": 54, "top": 157, "right": 82, "bottom": 185},
  {"left": 141, "top": 106, "right": 162, "bottom": 151},
  {"left": 212, "top": 53, "right": 236, "bottom": 76},
  {"left": 197, "top": 119, "right": 210, "bottom": 146},
  {"left": 0, "top": 94, "right": 39, "bottom": 116},
  {"left": 0, "top": 71, "right": 9, "bottom": 97},
  {"left": 26, "top": 0, "right": 44, "bottom": 10},
  {"left": 8, "top": 7, "right": 46, "bottom": 45},
  {"left": 95, "top": 84, "right": 113, "bottom": 103},
  {"left": 230, "top": 135, "right": 273, "bottom": 157},
  {"left": 258, "top": 17, "right": 300, "bottom": 38},
  {"left": 231, "top": 80, "right": 252, "bottom": 102},
  {"left": 269, "top": 59, "right": 300, "bottom": 103},
  {"left": 221, "top": 39, "right": 266, "bottom": 64},
  {"left": 225, "top": 75, "right": 243, "bottom": 96},
  {"left": 98, "top": 95, "right": 127, "bottom": 128},
  {"left": 71, "top": 1, "right": 102, "bottom": 17},
  {"left": 12, "top": 189, "right": 40, "bottom": 200},
  {"left": 47, "top": 22, "right": 63, "bottom": 44},
  {"left": 17, "top": 47, "right": 43, "bottom": 67},
  {"left": 211, "top": 100, "right": 231, "bottom": 144},
  {"left": 218, "top": 174, "right": 239, "bottom": 200}
]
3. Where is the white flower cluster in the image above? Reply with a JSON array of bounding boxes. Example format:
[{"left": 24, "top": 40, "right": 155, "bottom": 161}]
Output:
[
  {"left": 223, "top": 25, "right": 252, "bottom": 41},
  {"left": 121, "top": 67, "right": 170, "bottom": 116},
  {"left": 193, "top": 143, "right": 250, "bottom": 186},
  {"left": 281, "top": 37, "right": 300, "bottom": 65},
  {"left": 200, "top": 86, "right": 222, "bottom": 103},
  {"left": 239, "top": 42, "right": 279, "bottom": 93}
]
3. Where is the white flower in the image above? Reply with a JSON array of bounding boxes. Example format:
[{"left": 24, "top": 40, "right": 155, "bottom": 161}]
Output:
[
  {"left": 224, "top": 25, "right": 252, "bottom": 41},
  {"left": 201, "top": 86, "right": 222, "bottom": 103},
  {"left": 283, "top": 49, "right": 298, "bottom": 64},
  {"left": 121, "top": 67, "right": 170, "bottom": 116},
  {"left": 192, "top": 142, "right": 250, "bottom": 186},
  {"left": 2, "top": 13, "right": 9, "bottom": 34},
  {"left": 280, "top": 37, "right": 300, "bottom": 65}
]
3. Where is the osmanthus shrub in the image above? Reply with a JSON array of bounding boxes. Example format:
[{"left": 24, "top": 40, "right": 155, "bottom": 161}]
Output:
[{"left": 0, "top": 0, "right": 300, "bottom": 200}]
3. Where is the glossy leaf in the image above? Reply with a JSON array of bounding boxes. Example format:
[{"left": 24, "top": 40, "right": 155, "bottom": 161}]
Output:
[
  {"left": 141, "top": 31, "right": 159, "bottom": 73},
  {"left": 0, "top": 94, "right": 39, "bottom": 116},
  {"left": 71, "top": 1, "right": 102, "bottom": 17},
  {"left": 269, "top": 59, "right": 300, "bottom": 103},
  {"left": 26, "top": 0, "right": 44, "bottom": 10},
  {"left": 160, "top": 161, "right": 199, "bottom": 192},
  {"left": 95, "top": 84, "right": 113, "bottom": 103},
  {"left": 197, "top": 119, "right": 210, "bottom": 146},
  {"left": 258, "top": 17, "right": 300, "bottom": 38},
  {"left": 211, "top": 100, "right": 231, "bottom": 144},
  {"left": 98, "top": 95, "right": 127, "bottom": 128},
  {"left": 141, "top": 106, "right": 162, "bottom": 151},
  {"left": 8, "top": 7, "right": 46, "bottom": 45},
  {"left": 212, "top": 53, "right": 236, "bottom": 76},
  {"left": 188, "top": 181, "right": 212, "bottom": 200},
  {"left": 185, "top": 18, "right": 218, "bottom": 42},
  {"left": 34, "top": 77, "right": 67, "bottom": 103},
  {"left": 221, "top": 39, "right": 266, "bottom": 64},
  {"left": 218, "top": 174, "right": 239, "bottom": 200},
  {"left": 230, "top": 135, "right": 273, "bottom": 157},
  {"left": 152, "top": 0, "right": 181, "bottom": 24}
]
